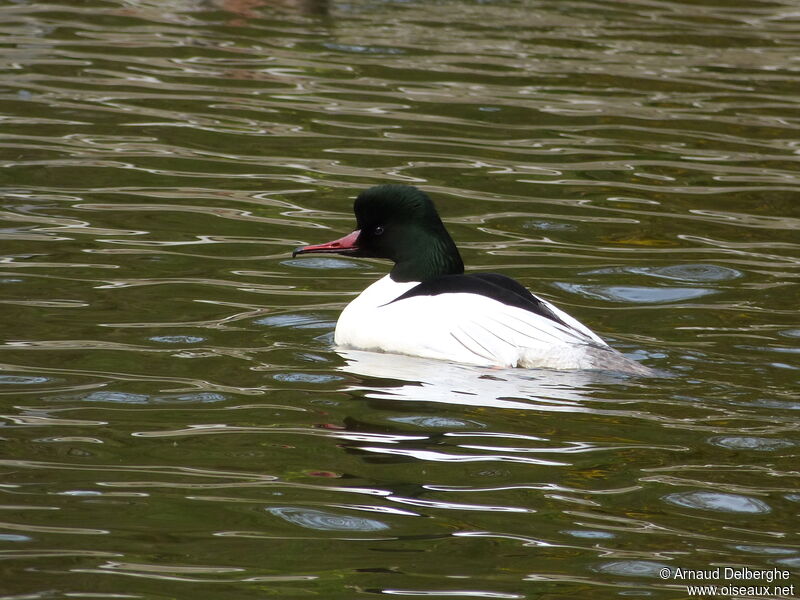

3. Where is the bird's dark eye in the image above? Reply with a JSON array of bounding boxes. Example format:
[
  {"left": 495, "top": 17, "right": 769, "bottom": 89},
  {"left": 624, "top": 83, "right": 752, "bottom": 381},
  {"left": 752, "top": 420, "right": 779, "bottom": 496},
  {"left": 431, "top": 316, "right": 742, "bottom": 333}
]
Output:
[{"left": 374, "top": 225, "right": 384, "bottom": 235}]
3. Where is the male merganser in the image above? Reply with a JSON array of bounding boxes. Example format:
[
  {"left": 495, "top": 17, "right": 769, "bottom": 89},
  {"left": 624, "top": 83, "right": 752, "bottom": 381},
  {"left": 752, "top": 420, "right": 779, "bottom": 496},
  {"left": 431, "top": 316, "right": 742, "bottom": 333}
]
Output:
[{"left": 293, "top": 185, "right": 651, "bottom": 375}]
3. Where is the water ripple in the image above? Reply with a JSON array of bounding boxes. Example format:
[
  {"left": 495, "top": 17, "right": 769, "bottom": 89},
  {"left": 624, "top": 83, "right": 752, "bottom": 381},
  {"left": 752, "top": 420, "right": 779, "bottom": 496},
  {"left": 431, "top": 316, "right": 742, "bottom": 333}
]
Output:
[
  {"left": 663, "top": 491, "right": 772, "bottom": 514},
  {"left": 1, "top": 0, "right": 798, "bottom": 598},
  {"left": 267, "top": 506, "right": 390, "bottom": 531}
]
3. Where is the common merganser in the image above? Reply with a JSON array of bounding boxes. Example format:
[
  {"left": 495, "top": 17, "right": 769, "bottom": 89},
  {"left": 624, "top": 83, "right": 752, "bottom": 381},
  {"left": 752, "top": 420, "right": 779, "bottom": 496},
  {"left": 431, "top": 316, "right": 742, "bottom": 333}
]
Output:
[{"left": 293, "top": 185, "right": 652, "bottom": 375}]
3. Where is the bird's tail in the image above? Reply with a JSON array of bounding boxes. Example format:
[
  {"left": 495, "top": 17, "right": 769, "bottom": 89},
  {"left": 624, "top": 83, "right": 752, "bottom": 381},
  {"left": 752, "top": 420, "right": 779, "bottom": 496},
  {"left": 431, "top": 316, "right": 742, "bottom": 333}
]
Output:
[{"left": 583, "top": 345, "right": 657, "bottom": 376}]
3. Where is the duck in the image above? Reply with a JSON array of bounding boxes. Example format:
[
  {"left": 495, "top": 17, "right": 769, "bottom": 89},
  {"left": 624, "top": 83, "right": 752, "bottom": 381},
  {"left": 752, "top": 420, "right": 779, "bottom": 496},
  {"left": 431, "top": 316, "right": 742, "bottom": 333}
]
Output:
[{"left": 293, "top": 184, "right": 652, "bottom": 375}]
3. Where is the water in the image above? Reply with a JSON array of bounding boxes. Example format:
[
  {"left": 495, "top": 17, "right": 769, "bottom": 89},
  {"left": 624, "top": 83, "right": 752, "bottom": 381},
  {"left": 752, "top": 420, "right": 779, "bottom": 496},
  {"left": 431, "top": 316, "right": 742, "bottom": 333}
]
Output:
[{"left": 1, "top": 0, "right": 798, "bottom": 598}]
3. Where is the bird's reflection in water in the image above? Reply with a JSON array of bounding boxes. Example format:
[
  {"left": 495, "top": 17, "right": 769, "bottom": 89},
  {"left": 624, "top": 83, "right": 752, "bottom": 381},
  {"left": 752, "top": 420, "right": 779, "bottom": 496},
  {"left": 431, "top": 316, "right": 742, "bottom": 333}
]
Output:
[{"left": 336, "top": 349, "right": 630, "bottom": 412}]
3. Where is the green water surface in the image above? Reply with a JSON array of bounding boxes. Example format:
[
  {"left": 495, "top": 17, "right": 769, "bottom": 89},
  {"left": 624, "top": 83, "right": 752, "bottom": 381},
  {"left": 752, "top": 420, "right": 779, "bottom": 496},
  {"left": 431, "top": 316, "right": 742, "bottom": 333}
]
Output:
[{"left": 0, "top": 0, "right": 798, "bottom": 598}]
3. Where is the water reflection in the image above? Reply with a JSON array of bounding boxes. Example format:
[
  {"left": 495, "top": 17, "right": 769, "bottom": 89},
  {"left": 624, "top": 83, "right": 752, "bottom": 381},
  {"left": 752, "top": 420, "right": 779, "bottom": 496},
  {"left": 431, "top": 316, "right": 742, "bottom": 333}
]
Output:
[
  {"left": 555, "top": 282, "right": 715, "bottom": 304},
  {"left": 594, "top": 560, "right": 670, "bottom": 578},
  {"left": 0, "top": 534, "right": 33, "bottom": 542},
  {"left": 255, "top": 313, "right": 336, "bottom": 329},
  {"left": 267, "top": 506, "right": 390, "bottom": 531},
  {"left": 381, "top": 591, "right": 523, "bottom": 599},
  {"left": 337, "top": 349, "right": 630, "bottom": 409},
  {"left": 663, "top": 491, "right": 771, "bottom": 514},
  {"left": 388, "top": 416, "right": 485, "bottom": 429},
  {"left": 732, "top": 545, "right": 797, "bottom": 556},
  {"left": 708, "top": 436, "right": 794, "bottom": 451},
  {"left": 585, "top": 263, "right": 743, "bottom": 282},
  {"left": 150, "top": 335, "right": 206, "bottom": 344},
  {"left": 562, "top": 529, "right": 615, "bottom": 540},
  {"left": 45, "top": 390, "right": 227, "bottom": 404},
  {"left": 0, "top": 375, "right": 50, "bottom": 385}
]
